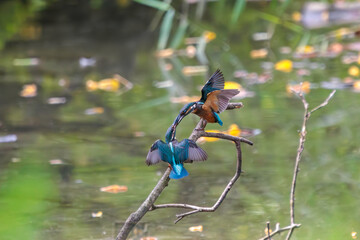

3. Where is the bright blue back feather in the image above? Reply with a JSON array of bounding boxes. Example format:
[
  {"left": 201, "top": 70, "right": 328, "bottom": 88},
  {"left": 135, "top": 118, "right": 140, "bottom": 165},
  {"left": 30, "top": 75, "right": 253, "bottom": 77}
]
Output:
[
  {"left": 169, "top": 165, "right": 188, "bottom": 179},
  {"left": 213, "top": 112, "right": 223, "bottom": 126}
]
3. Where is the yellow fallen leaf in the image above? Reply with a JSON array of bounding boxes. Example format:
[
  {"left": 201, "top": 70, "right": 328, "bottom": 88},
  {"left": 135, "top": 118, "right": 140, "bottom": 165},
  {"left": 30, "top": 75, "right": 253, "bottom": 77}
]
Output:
[
  {"left": 286, "top": 81, "right": 311, "bottom": 95},
  {"left": 182, "top": 66, "right": 208, "bottom": 76},
  {"left": 84, "top": 107, "right": 104, "bottom": 115},
  {"left": 250, "top": 49, "right": 268, "bottom": 59},
  {"left": 201, "top": 130, "right": 221, "bottom": 142},
  {"left": 98, "top": 78, "right": 120, "bottom": 92},
  {"left": 335, "top": 28, "right": 351, "bottom": 39},
  {"left": 20, "top": 84, "right": 37, "bottom": 98},
  {"left": 264, "top": 227, "right": 273, "bottom": 235},
  {"left": 226, "top": 124, "right": 241, "bottom": 137},
  {"left": 100, "top": 185, "right": 128, "bottom": 193},
  {"left": 156, "top": 48, "right": 174, "bottom": 58},
  {"left": 349, "top": 66, "right": 360, "bottom": 77},
  {"left": 203, "top": 31, "right": 216, "bottom": 42},
  {"left": 292, "top": 11, "right": 302, "bottom": 22},
  {"left": 189, "top": 225, "right": 203, "bottom": 232},
  {"left": 353, "top": 80, "right": 360, "bottom": 91},
  {"left": 224, "top": 81, "right": 242, "bottom": 90},
  {"left": 275, "top": 59, "right": 293, "bottom": 73},
  {"left": 91, "top": 211, "right": 103, "bottom": 218},
  {"left": 296, "top": 45, "right": 314, "bottom": 54},
  {"left": 86, "top": 80, "right": 98, "bottom": 91}
]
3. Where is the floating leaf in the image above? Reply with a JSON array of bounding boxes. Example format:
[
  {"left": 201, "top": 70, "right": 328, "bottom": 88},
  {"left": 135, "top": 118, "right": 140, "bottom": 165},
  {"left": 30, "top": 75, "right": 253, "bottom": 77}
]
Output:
[
  {"left": 134, "top": 131, "right": 145, "bottom": 137},
  {"left": 140, "top": 237, "right": 158, "bottom": 240},
  {"left": 224, "top": 81, "right": 242, "bottom": 90},
  {"left": 250, "top": 49, "right": 268, "bottom": 59},
  {"left": 79, "top": 57, "right": 96, "bottom": 68},
  {"left": 189, "top": 225, "right": 203, "bottom": 232},
  {"left": 353, "top": 81, "right": 360, "bottom": 91},
  {"left": 86, "top": 80, "right": 98, "bottom": 91},
  {"left": 182, "top": 66, "right": 208, "bottom": 76},
  {"left": 296, "top": 45, "right": 314, "bottom": 54},
  {"left": 349, "top": 66, "right": 360, "bottom": 77},
  {"left": 47, "top": 97, "right": 66, "bottom": 105},
  {"left": 286, "top": 81, "right": 311, "bottom": 95},
  {"left": 91, "top": 211, "right": 103, "bottom": 218},
  {"left": 226, "top": 124, "right": 241, "bottom": 137},
  {"left": 11, "top": 158, "right": 21, "bottom": 163},
  {"left": 98, "top": 78, "right": 120, "bottom": 92},
  {"left": 199, "top": 130, "right": 221, "bottom": 143},
  {"left": 49, "top": 159, "right": 64, "bottom": 165},
  {"left": 264, "top": 227, "right": 273, "bottom": 235},
  {"left": 275, "top": 59, "right": 293, "bottom": 72},
  {"left": 203, "top": 31, "right": 216, "bottom": 43},
  {"left": 84, "top": 107, "right": 104, "bottom": 115},
  {"left": 155, "top": 48, "right": 175, "bottom": 58},
  {"left": 20, "top": 84, "right": 37, "bottom": 98},
  {"left": 292, "top": 11, "right": 302, "bottom": 22},
  {"left": 86, "top": 74, "right": 132, "bottom": 92},
  {"left": 0, "top": 134, "right": 17, "bottom": 143},
  {"left": 100, "top": 185, "right": 128, "bottom": 193}
]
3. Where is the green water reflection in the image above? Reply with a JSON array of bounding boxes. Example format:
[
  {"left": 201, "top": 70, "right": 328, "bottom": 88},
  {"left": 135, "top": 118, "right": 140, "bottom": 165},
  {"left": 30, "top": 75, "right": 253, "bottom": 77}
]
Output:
[{"left": 0, "top": 1, "right": 359, "bottom": 240}]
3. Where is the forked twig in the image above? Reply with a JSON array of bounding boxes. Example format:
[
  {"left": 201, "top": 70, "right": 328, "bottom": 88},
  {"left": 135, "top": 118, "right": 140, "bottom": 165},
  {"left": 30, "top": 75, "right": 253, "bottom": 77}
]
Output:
[
  {"left": 151, "top": 130, "right": 252, "bottom": 223},
  {"left": 258, "top": 89, "right": 336, "bottom": 240}
]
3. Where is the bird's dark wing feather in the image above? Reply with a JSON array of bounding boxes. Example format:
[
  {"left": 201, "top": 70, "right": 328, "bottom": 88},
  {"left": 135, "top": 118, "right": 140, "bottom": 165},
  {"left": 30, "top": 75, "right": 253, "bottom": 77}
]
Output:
[
  {"left": 184, "top": 140, "right": 208, "bottom": 163},
  {"left": 200, "top": 69, "right": 225, "bottom": 101},
  {"left": 146, "top": 140, "right": 171, "bottom": 165},
  {"left": 216, "top": 89, "right": 240, "bottom": 113},
  {"left": 174, "top": 139, "right": 189, "bottom": 164}
]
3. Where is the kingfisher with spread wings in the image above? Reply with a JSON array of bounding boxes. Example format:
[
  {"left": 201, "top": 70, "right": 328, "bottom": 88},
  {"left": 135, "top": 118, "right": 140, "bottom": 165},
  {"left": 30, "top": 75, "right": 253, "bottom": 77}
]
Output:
[
  {"left": 174, "top": 69, "right": 239, "bottom": 127},
  {"left": 146, "top": 125, "right": 207, "bottom": 179}
]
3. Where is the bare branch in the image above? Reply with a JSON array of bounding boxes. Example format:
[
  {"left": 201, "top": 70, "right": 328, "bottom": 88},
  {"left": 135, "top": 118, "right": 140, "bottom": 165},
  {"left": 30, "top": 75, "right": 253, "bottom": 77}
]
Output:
[
  {"left": 117, "top": 102, "right": 248, "bottom": 239},
  {"left": 116, "top": 168, "right": 171, "bottom": 240},
  {"left": 310, "top": 90, "right": 336, "bottom": 114},
  {"left": 258, "top": 90, "right": 336, "bottom": 240},
  {"left": 151, "top": 130, "right": 252, "bottom": 223},
  {"left": 258, "top": 223, "right": 301, "bottom": 240}
]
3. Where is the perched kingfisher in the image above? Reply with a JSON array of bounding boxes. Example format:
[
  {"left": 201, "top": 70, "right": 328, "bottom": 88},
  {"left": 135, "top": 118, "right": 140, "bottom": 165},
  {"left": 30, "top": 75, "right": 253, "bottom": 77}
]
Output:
[
  {"left": 175, "top": 69, "right": 239, "bottom": 127},
  {"left": 146, "top": 124, "right": 207, "bottom": 179}
]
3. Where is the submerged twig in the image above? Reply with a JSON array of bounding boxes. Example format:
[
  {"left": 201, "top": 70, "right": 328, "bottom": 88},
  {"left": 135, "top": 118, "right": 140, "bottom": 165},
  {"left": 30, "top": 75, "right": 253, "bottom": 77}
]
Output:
[
  {"left": 258, "top": 89, "right": 336, "bottom": 240},
  {"left": 117, "top": 102, "right": 250, "bottom": 240}
]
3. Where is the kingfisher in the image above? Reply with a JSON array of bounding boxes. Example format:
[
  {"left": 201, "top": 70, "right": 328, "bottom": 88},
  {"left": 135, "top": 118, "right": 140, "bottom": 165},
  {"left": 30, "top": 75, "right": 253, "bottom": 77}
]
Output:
[
  {"left": 175, "top": 69, "right": 239, "bottom": 127},
  {"left": 146, "top": 124, "right": 207, "bottom": 179}
]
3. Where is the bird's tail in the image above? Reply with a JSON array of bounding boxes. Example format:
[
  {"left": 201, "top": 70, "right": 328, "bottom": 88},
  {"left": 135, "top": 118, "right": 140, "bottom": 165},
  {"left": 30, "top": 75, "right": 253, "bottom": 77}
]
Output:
[
  {"left": 169, "top": 165, "right": 189, "bottom": 179},
  {"left": 213, "top": 112, "right": 223, "bottom": 126}
]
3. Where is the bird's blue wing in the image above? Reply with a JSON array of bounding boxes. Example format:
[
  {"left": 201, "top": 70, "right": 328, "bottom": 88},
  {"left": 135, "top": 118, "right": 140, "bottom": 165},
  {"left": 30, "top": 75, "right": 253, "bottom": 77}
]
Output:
[
  {"left": 200, "top": 69, "right": 225, "bottom": 101},
  {"left": 174, "top": 139, "right": 189, "bottom": 164},
  {"left": 145, "top": 140, "right": 172, "bottom": 165},
  {"left": 184, "top": 140, "right": 208, "bottom": 163}
]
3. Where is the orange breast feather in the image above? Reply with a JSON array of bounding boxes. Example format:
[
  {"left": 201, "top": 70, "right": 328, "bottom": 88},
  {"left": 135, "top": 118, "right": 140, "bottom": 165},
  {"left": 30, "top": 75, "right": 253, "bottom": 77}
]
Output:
[{"left": 204, "top": 90, "right": 221, "bottom": 112}]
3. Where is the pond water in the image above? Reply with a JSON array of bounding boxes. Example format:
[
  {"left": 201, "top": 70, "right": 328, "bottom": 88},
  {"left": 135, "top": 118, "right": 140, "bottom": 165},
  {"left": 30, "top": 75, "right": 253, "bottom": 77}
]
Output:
[{"left": 0, "top": 1, "right": 359, "bottom": 240}]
